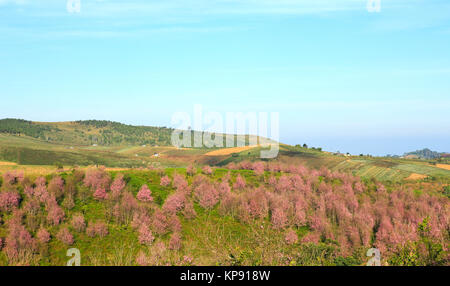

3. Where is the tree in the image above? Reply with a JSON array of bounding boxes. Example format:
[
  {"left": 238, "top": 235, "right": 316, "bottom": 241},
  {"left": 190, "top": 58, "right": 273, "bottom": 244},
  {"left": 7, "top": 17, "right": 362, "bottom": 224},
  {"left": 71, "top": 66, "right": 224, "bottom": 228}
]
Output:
[
  {"left": 137, "top": 185, "right": 153, "bottom": 202},
  {"left": 169, "top": 232, "right": 182, "bottom": 250},
  {"left": 233, "top": 174, "right": 246, "bottom": 190},
  {"left": 57, "top": 228, "right": 74, "bottom": 245},
  {"left": 285, "top": 229, "right": 298, "bottom": 245},
  {"left": 93, "top": 188, "right": 107, "bottom": 200},
  {"left": 138, "top": 225, "right": 154, "bottom": 246},
  {"left": 160, "top": 175, "right": 171, "bottom": 187},
  {"left": 110, "top": 174, "right": 126, "bottom": 198},
  {"left": 37, "top": 228, "right": 51, "bottom": 244},
  {"left": 202, "top": 165, "right": 213, "bottom": 175},
  {"left": 72, "top": 214, "right": 86, "bottom": 232}
]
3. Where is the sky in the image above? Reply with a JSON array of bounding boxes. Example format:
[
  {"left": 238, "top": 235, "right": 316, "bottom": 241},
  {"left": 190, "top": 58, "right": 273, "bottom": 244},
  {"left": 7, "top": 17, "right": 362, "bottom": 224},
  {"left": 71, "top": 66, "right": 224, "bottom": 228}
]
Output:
[{"left": 1, "top": 0, "right": 450, "bottom": 156}]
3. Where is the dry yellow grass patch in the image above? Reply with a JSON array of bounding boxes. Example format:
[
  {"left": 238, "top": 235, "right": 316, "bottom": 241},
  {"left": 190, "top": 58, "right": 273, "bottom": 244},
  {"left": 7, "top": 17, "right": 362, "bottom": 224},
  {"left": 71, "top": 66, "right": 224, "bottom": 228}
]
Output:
[
  {"left": 204, "top": 145, "right": 257, "bottom": 156},
  {"left": 405, "top": 173, "right": 428, "bottom": 180},
  {"left": 0, "top": 165, "right": 62, "bottom": 175},
  {"left": 0, "top": 161, "right": 17, "bottom": 166},
  {"left": 435, "top": 164, "right": 450, "bottom": 171}
]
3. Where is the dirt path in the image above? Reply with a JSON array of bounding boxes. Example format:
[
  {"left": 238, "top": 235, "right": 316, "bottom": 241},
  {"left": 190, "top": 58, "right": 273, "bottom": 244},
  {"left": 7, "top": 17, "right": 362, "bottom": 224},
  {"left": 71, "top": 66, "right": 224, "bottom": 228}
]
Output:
[
  {"left": 435, "top": 164, "right": 450, "bottom": 171},
  {"left": 204, "top": 145, "right": 258, "bottom": 156},
  {"left": 0, "top": 161, "right": 17, "bottom": 166},
  {"left": 405, "top": 173, "right": 428, "bottom": 180}
]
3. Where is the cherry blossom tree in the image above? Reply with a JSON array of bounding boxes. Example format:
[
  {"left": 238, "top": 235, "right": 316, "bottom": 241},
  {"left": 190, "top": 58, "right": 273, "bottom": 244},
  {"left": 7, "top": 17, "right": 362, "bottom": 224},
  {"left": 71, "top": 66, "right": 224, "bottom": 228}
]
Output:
[
  {"left": 137, "top": 185, "right": 153, "bottom": 202},
  {"left": 160, "top": 175, "right": 171, "bottom": 187},
  {"left": 57, "top": 228, "right": 74, "bottom": 245},
  {"left": 233, "top": 174, "right": 246, "bottom": 190}
]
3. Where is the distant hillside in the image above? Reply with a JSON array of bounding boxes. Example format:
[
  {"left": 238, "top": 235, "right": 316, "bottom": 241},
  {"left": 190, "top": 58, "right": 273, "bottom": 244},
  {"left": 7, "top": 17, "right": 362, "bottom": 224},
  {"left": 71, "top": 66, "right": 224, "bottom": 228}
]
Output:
[
  {"left": 404, "top": 148, "right": 445, "bottom": 159},
  {"left": 0, "top": 119, "right": 270, "bottom": 148},
  {"left": 0, "top": 118, "right": 174, "bottom": 146}
]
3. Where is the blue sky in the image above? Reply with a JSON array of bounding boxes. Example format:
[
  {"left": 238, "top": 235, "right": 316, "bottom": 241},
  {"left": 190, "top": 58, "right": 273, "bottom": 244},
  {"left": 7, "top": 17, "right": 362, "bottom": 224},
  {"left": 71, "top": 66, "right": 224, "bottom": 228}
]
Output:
[{"left": 1, "top": 0, "right": 450, "bottom": 155}]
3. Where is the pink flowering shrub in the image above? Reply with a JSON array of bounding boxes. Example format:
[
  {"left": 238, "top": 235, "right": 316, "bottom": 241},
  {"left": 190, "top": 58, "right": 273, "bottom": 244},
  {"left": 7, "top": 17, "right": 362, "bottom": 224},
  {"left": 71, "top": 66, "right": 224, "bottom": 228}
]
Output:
[
  {"left": 138, "top": 225, "right": 155, "bottom": 246},
  {"left": 152, "top": 209, "right": 169, "bottom": 235},
  {"left": 57, "top": 228, "right": 74, "bottom": 245},
  {"left": 131, "top": 208, "right": 151, "bottom": 229},
  {"left": 72, "top": 214, "right": 86, "bottom": 232},
  {"left": 233, "top": 174, "right": 246, "bottom": 190},
  {"left": 194, "top": 183, "right": 219, "bottom": 209},
  {"left": 271, "top": 208, "right": 288, "bottom": 229},
  {"left": 169, "top": 232, "right": 182, "bottom": 250},
  {"left": 186, "top": 164, "right": 196, "bottom": 176},
  {"left": 252, "top": 162, "right": 265, "bottom": 176},
  {"left": 0, "top": 192, "right": 20, "bottom": 212},
  {"left": 173, "top": 174, "right": 188, "bottom": 191},
  {"left": 137, "top": 185, "right": 153, "bottom": 202},
  {"left": 46, "top": 204, "right": 65, "bottom": 226},
  {"left": 37, "top": 228, "right": 51, "bottom": 244},
  {"left": 169, "top": 215, "right": 182, "bottom": 233},
  {"left": 48, "top": 176, "right": 64, "bottom": 199},
  {"left": 86, "top": 222, "right": 109, "bottom": 238},
  {"left": 110, "top": 173, "right": 126, "bottom": 199},
  {"left": 285, "top": 229, "right": 298, "bottom": 245},
  {"left": 160, "top": 175, "right": 171, "bottom": 187},
  {"left": 182, "top": 199, "right": 197, "bottom": 219},
  {"left": 239, "top": 188, "right": 268, "bottom": 220},
  {"left": 93, "top": 188, "right": 107, "bottom": 200},
  {"left": 114, "top": 192, "right": 139, "bottom": 224},
  {"left": 202, "top": 165, "right": 213, "bottom": 175},
  {"left": 2, "top": 171, "right": 24, "bottom": 185},
  {"left": 83, "top": 167, "right": 111, "bottom": 190},
  {"left": 163, "top": 192, "right": 185, "bottom": 215}
]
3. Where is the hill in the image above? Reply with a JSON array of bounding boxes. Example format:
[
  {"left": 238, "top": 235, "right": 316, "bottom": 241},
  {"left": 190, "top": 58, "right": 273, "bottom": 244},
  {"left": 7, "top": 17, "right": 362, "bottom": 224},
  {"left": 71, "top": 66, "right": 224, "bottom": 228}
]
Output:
[
  {"left": 0, "top": 118, "right": 174, "bottom": 146},
  {"left": 404, "top": 148, "right": 446, "bottom": 159}
]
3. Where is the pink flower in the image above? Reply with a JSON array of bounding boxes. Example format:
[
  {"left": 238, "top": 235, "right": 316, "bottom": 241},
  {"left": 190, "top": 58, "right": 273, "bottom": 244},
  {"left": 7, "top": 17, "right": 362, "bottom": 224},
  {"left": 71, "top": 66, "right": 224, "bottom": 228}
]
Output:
[
  {"left": 182, "top": 200, "right": 197, "bottom": 220},
  {"left": 152, "top": 209, "right": 168, "bottom": 235},
  {"left": 0, "top": 192, "right": 20, "bottom": 212},
  {"left": 194, "top": 183, "right": 219, "bottom": 209},
  {"left": 110, "top": 173, "right": 126, "bottom": 198},
  {"left": 186, "top": 164, "right": 196, "bottom": 176},
  {"left": 169, "top": 232, "right": 182, "bottom": 250},
  {"left": 163, "top": 192, "right": 185, "bottom": 215},
  {"left": 160, "top": 175, "right": 171, "bottom": 187},
  {"left": 202, "top": 165, "right": 213, "bottom": 175},
  {"left": 233, "top": 174, "right": 246, "bottom": 190},
  {"left": 93, "top": 188, "right": 107, "bottom": 200},
  {"left": 47, "top": 204, "right": 65, "bottom": 226},
  {"left": 271, "top": 208, "right": 288, "bottom": 229},
  {"left": 57, "top": 228, "right": 74, "bottom": 245},
  {"left": 72, "top": 214, "right": 86, "bottom": 232},
  {"left": 252, "top": 162, "right": 265, "bottom": 176},
  {"left": 86, "top": 222, "right": 109, "bottom": 238},
  {"left": 83, "top": 167, "right": 111, "bottom": 190},
  {"left": 173, "top": 174, "right": 188, "bottom": 191},
  {"left": 37, "top": 228, "right": 51, "bottom": 244},
  {"left": 169, "top": 215, "right": 182, "bottom": 233},
  {"left": 138, "top": 225, "right": 154, "bottom": 245},
  {"left": 285, "top": 229, "right": 298, "bottom": 245},
  {"left": 137, "top": 184, "right": 153, "bottom": 202}
]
